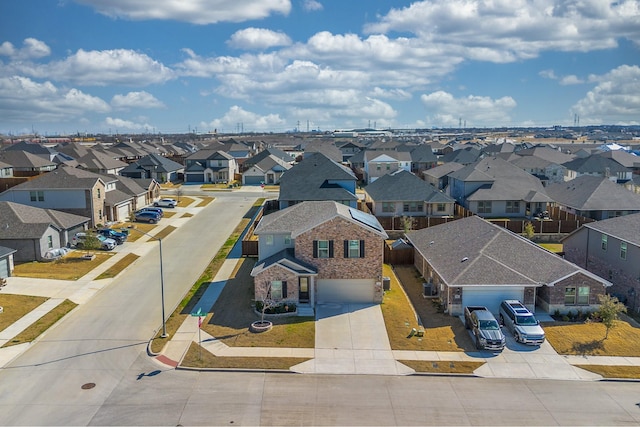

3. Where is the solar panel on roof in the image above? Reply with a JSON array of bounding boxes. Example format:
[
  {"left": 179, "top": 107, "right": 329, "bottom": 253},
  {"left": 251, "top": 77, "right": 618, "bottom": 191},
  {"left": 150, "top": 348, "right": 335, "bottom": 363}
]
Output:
[{"left": 349, "top": 208, "right": 384, "bottom": 233}]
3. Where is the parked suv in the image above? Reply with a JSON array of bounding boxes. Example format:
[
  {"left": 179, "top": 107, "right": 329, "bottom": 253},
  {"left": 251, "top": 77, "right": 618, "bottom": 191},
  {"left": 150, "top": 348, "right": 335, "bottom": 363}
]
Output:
[
  {"left": 72, "top": 232, "right": 117, "bottom": 251},
  {"left": 499, "top": 300, "right": 546, "bottom": 345},
  {"left": 154, "top": 198, "right": 177, "bottom": 208},
  {"left": 134, "top": 211, "right": 160, "bottom": 224},
  {"left": 97, "top": 228, "right": 127, "bottom": 244},
  {"left": 139, "top": 207, "right": 163, "bottom": 217}
]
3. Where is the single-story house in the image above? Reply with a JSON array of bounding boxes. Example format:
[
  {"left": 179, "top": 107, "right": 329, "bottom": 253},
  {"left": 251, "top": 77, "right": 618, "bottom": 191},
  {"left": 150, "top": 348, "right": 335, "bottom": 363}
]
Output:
[{"left": 406, "top": 215, "right": 611, "bottom": 316}]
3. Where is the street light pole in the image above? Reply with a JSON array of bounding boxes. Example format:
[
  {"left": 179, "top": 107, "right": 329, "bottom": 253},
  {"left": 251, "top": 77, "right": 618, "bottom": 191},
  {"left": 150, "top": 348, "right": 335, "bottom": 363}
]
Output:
[{"left": 129, "top": 227, "right": 167, "bottom": 338}]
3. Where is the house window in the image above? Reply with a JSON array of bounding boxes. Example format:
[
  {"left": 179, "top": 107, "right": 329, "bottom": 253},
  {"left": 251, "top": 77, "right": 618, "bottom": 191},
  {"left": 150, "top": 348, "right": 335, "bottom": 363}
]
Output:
[
  {"left": 265, "top": 235, "right": 274, "bottom": 246},
  {"left": 30, "top": 191, "right": 44, "bottom": 202},
  {"left": 620, "top": 242, "right": 627, "bottom": 260},
  {"left": 99, "top": 209, "right": 103, "bottom": 220},
  {"left": 270, "top": 280, "right": 287, "bottom": 300},
  {"left": 564, "top": 287, "right": 576, "bottom": 305},
  {"left": 47, "top": 235, "right": 53, "bottom": 249},
  {"left": 436, "top": 203, "right": 446, "bottom": 212},
  {"left": 382, "top": 202, "right": 394, "bottom": 213},
  {"left": 477, "top": 201, "right": 492, "bottom": 213},
  {"left": 314, "top": 240, "right": 333, "bottom": 258},
  {"left": 284, "top": 236, "right": 291, "bottom": 246},
  {"left": 386, "top": 163, "right": 390, "bottom": 170},
  {"left": 601, "top": 234, "right": 608, "bottom": 251},
  {"left": 506, "top": 201, "right": 520, "bottom": 213},
  {"left": 376, "top": 164, "right": 381, "bottom": 171},
  {"left": 577, "top": 286, "right": 590, "bottom": 305},
  {"left": 403, "top": 202, "right": 423, "bottom": 213},
  {"left": 344, "top": 240, "right": 364, "bottom": 258},
  {"left": 97, "top": 188, "right": 101, "bottom": 198}
]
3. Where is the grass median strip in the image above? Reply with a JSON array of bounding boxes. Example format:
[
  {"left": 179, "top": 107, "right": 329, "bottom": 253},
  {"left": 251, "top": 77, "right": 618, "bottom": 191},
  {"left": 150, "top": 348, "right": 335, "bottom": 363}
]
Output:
[
  {"left": 400, "top": 360, "right": 484, "bottom": 374},
  {"left": 196, "top": 196, "right": 214, "bottom": 207},
  {"left": 574, "top": 365, "right": 640, "bottom": 379},
  {"left": 12, "top": 252, "right": 114, "bottom": 280},
  {"left": 2, "top": 299, "right": 77, "bottom": 347},
  {"left": 95, "top": 253, "right": 140, "bottom": 280},
  {"left": 0, "top": 294, "right": 48, "bottom": 332},
  {"left": 180, "top": 342, "right": 311, "bottom": 369}
]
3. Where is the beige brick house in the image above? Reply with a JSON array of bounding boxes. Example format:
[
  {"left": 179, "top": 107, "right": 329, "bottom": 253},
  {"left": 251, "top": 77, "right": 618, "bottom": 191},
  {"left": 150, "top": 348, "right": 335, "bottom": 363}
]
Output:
[{"left": 251, "top": 201, "right": 388, "bottom": 315}]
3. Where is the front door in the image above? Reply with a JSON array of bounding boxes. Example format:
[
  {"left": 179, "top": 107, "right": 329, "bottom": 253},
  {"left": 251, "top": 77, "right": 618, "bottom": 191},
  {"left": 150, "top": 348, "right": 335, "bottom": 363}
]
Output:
[{"left": 299, "top": 277, "right": 309, "bottom": 303}]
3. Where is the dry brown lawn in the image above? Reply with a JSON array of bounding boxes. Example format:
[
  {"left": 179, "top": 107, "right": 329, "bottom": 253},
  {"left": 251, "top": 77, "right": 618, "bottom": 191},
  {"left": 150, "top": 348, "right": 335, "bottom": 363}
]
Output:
[
  {"left": 12, "top": 251, "right": 115, "bottom": 280},
  {"left": 2, "top": 299, "right": 77, "bottom": 347},
  {"left": 201, "top": 258, "right": 315, "bottom": 348},
  {"left": 176, "top": 196, "right": 195, "bottom": 207},
  {"left": 544, "top": 320, "right": 640, "bottom": 356},
  {"left": 400, "top": 360, "right": 484, "bottom": 374},
  {"left": 574, "top": 365, "right": 640, "bottom": 379},
  {"left": 95, "top": 253, "right": 140, "bottom": 280},
  {"left": 195, "top": 196, "right": 214, "bottom": 207},
  {"left": 153, "top": 225, "right": 176, "bottom": 240},
  {"left": 181, "top": 213, "right": 194, "bottom": 218},
  {"left": 391, "top": 265, "right": 475, "bottom": 351},
  {"left": 181, "top": 342, "right": 310, "bottom": 369},
  {"left": 120, "top": 223, "right": 158, "bottom": 242},
  {"left": 0, "top": 294, "right": 48, "bottom": 332}
]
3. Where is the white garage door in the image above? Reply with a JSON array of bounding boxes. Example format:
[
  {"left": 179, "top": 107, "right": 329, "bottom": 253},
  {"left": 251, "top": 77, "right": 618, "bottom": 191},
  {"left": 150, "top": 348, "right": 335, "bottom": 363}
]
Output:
[
  {"left": 117, "top": 204, "right": 130, "bottom": 222},
  {"left": 317, "top": 279, "right": 375, "bottom": 304},
  {"left": 0, "top": 258, "right": 8, "bottom": 278},
  {"left": 462, "top": 286, "right": 524, "bottom": 316}
]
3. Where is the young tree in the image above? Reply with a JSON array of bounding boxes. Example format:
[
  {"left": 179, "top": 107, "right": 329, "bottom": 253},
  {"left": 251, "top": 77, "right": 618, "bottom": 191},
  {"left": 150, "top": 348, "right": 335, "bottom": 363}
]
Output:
[
  {"left": 401, "top": 215, "right": 416, "bottom": 234},
  {"left": 597, "top": 294, "right": 627, "bottom": 340},
  {"left": 523, "top": 221, "right": 535, "bottom": 240},
  {"left": 175, "top": 187, "right": 183, "bottom": 203},
  {"left": 257, "top": 282, "right": 277, "bottom": 325}
]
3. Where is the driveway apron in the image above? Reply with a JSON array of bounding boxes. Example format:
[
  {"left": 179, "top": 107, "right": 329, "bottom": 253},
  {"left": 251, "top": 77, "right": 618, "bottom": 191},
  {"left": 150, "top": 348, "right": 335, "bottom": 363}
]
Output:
[{"left": 291, "top": 303, "right": 413, "bottom": 375}]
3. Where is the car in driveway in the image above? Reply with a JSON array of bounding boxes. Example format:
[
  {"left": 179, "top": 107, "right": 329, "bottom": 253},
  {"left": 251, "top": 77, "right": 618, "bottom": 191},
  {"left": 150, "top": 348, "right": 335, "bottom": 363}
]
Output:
[
  {"left": 464, "top": 306, "right": 506, "bottom": 351},
  {"left": 154, "top": 198, "right": 177, "bottom": 208},
  {"left": 72, "top": 232, "right": 117, "bottom": 251},
  {"left": 97, "top": 228, "right": 128, "bottom": 244},
  {"left": 139, "top": 207, "right": 163, "bottom": 217},
  {"left": 499, "top": 300, "right": 546, "bottom": 345},
  {"left": 134, "top": 211, "right": 161, "bottom": 224}
]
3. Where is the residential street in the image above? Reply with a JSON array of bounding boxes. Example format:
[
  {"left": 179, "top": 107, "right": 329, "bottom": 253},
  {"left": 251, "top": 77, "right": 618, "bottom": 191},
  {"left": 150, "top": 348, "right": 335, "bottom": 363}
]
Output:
[{"left": 0, "top": 188, "right": 640, "bottom": 426}]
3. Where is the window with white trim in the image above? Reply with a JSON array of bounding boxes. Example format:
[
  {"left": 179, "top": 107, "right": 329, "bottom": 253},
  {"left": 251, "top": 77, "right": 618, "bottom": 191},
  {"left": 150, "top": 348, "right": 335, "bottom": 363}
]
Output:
[
  {"left": 506, "top": 201, "right": 520, "bottom": 213},
  {"left": 601, "top": 234, "right": 608, "bottom": 251},
  {"left": 477, "top": 201, "right": 492, "bottom": 213},
  {"left": 316, "top": 240, "right": 330, "bottom": 258},
  {"left": 620, "top": 242, "right": 627, "bottom": 260},
  {"left": 382, "top": 202, "right": 394, "bottom": 213}
]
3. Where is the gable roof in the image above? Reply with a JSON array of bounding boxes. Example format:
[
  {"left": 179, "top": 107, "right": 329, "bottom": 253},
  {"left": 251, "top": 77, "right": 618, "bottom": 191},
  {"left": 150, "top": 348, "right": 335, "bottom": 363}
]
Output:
[
  {"left": 423, "top": 162, "right": 465, "bottom": 179},
  {"left": 279, "top": 153, "right": 357, "bottom": 202},
  {"left": 451, "top": 157, "right": 552, "bottom": 202},
  {"left": 562, "top": 155, "right": 629, "bottom": 174},
  {"left": 440, "top": 146, "right": 482, "bottom": 164},
  {"left": 364, "top": 170, "right": 454, "bottom": 203},
  {"left": 0, "top": 201, "right": 90, "bottom": 239},
  {"left": 545, "top": 175, "right": 640, "bottom": 211},
  {"left": 3, "top": 165, "right": 105, "bottom": 190},
  {"left": 516, "top": 146, "right": 575, "bottom": 164},
  {"left": 250, "top": 248, "right": 318, "bottom": 276},
  {"left": 255, "top": 201, "right": 387, "bottom": 238},
  {"left": 364, "top": 150, "right": 412, "bottom": 163},
  {"left": 578, "top": 213, "right": 640, "bottom": 247},
  {"left": 409, "top": 144, "right": 438, "bottom": 163},
  {"left": 0, "top": 150, "right": 57, "bottom": 169},
  {"left": 77, "top": 151, "right": 128, "bottom": 171},
  {"left": 243, "top": 147, "right": 293, "bottom": 168},
  {"left": 134, "top": 153, "right": 184, "bottom": 172},
  {"left": 406, "top": 215, "right": 609, "bottom": 287}
]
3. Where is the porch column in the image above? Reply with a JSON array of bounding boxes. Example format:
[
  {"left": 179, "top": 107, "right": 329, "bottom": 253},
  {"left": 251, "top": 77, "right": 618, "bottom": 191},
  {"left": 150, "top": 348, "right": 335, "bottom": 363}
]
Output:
[{"left": 310, "top": 276, "right": 315, "bottom": 307}]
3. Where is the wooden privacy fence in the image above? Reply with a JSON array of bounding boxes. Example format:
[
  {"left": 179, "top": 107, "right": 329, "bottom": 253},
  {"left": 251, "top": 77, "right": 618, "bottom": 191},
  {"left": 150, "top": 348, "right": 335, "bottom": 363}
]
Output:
[{"left": 241, "top": 206, "right": 264, "bottom": 257}]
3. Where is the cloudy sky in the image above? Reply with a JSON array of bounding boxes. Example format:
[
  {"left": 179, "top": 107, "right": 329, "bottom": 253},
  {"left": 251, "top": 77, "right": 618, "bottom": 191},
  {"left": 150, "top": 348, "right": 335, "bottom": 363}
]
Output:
[{"left": 0, "top": 0, "right": 638, "bottom": 135}]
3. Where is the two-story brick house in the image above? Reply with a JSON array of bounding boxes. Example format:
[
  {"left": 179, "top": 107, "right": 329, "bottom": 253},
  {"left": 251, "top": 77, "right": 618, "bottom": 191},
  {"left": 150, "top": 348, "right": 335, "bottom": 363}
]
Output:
[
  {"left": 184, "top": 149, "right": 238, "bottom": 183},
  {"left": 562, "top": 213, "right": 640, "bottom": 313},
  {"left": 251, "top": 201, "right": 388, "bottom": 314}
]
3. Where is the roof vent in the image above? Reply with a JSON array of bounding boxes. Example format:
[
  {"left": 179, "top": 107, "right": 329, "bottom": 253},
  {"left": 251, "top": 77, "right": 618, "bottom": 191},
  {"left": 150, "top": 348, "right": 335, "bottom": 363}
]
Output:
[
  {"left": 461, "top": 257, "right": 468, "bottom": 262},
  {"left": 429, "top": 241, "right": 434, "bottom": 245}
]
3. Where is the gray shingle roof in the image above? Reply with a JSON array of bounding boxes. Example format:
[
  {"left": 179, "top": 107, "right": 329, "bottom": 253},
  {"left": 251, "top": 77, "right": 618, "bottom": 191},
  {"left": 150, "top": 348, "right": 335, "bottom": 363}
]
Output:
[
  {"left": 279, "top": 153, "right": 357, "bottom": 202},
  {"left": 406, "top": 215, "right": 605, "bottom": 287},
  {"left": 0, "top": 201, "right": 89, "bottom": 239},
  {"left": 545, "top": 175, "right": 640, "bottom": 211},
  {"left": 255, "top": 201, "right": 387, "bottom": 238},
  {"left": 364, "top": 170, "right": 454, "bottom": 203},
  {"left": 562, "top": 155, "right": 629, "bottom": 174},
  {"left": 423, "top": 162, "right": 464, "bottom": 179},
  {"left": 3, "top": 165, "right": 103, "bottom": 190},
  {"left": 582, "top": 213, "right": 640, "bottom": 247},
  {"left": 0, "top": 150, "right": 56, "bottom": 169},
  {"left": 250, "top": 248, "right": 318, "bottom": 276}
]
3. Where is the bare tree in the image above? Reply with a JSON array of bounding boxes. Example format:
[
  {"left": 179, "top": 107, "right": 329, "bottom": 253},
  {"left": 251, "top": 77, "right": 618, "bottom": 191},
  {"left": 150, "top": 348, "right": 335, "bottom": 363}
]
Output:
[{"left": 257, "top": 282, "right": 278, "bottom": 325}]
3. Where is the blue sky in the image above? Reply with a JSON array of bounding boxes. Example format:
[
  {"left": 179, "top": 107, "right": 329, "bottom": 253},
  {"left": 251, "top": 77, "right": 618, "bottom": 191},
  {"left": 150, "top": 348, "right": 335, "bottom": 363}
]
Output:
[{"left": 0, "top": 0, "right": 638, "bottom": 135}]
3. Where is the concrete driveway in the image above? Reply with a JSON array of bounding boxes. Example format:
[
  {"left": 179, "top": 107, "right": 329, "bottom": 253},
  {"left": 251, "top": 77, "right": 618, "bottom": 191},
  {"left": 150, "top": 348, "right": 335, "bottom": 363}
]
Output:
[{"left": 292, "top": 303, "right": 413, "bottom": 375}]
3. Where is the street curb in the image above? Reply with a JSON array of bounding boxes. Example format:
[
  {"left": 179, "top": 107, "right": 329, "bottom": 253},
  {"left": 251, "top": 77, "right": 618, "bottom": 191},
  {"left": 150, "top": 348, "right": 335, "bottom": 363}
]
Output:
[{"left": 176, "top": 366, "right": 296, "bottom": 374}]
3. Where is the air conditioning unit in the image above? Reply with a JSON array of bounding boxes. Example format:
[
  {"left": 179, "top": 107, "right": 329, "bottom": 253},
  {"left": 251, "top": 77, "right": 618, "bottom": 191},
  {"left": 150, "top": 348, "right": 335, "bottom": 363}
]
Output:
[{"left": 423, "top": 282, "right": 436, "bottom": 298}]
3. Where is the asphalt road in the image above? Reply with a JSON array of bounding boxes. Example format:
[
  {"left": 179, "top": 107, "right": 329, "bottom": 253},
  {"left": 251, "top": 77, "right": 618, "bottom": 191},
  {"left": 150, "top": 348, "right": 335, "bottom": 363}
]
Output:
[
  {"left": 1, "top": 189, "right": 640, "bottom": 425},
  {"left": 0, "top": 190, "right": 260, "bottom": 425}
]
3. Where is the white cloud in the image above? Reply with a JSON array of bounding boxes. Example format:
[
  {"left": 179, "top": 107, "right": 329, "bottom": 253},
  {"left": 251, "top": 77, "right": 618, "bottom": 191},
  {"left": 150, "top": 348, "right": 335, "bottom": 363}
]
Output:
[
  {"left": 370, "top": 87, "right": 412, "bottom": 100},
  {"left": 104, "top": 116, "right": 153, "bottom": 131},
  {"left": 539, "top": 69, "right": 558, "bottom": 80},
  {"left": 201, "top": 106, "right": 286, "bottom": 132},
  {"left": 302, "top": 0, "right": 323, "bottom": 12},
  {"left": 420, "top": 91, "right": 517, "bottom": 127},
  {"left": 571, "top": 65, "right": 640, "bottom": 125},
  {"left": 0, "top": 76, "right": 110, "bottom": 122},
  {"left": 74, "top": 0, "right": 291, "bottom": 24},
  {"left": 559, "top": 75, "right": 584, "bottom": 85},
  {"left": 365, "top": 0, "right": 640, "bottom": 62},
  {"left": 0, "top": 38, "right": 50, "bottom": 60},
  {"left": 14, "top": 49, "right": 175, "bottom": 86},
  {"left": 227, "top": 28, "right": 292, "bottom": 50},
  {"left": 111, "top": 91, "right": 165, "bottom": 109}
]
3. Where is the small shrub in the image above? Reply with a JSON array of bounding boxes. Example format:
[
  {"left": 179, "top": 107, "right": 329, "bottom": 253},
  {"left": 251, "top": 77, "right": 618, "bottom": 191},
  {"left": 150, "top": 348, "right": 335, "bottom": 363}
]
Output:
[
  {"left": 554, "top": 309, "right": 560, "bottom": 318},
  {"left": 576, "top": 309, "right": 583, "bottom": 321},
  {"left": 562, "top": 315, "right": 570, "bottom": 322}
]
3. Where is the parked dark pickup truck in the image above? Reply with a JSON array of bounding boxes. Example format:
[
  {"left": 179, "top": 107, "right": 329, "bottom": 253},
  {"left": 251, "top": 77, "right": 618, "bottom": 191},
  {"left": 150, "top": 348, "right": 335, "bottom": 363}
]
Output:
[{"left": 464, "top": 306, "right": 506, "bottom": 351}]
